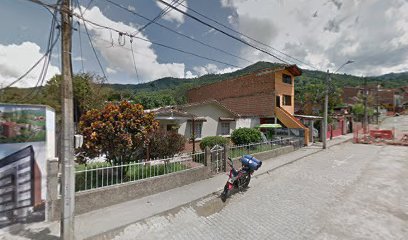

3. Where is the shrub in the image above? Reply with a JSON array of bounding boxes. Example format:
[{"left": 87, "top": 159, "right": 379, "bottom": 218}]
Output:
[
  {"left": 231, "top": 128, "right": 262, "bottom": 145},
  {"left": 199, "top": 136, "right": 229, "bottom": 150},
  {"left": 78, "top": 101, "right": 158, "bottom": 165},
  {"left": 148, "top": 129, "right": 186, "bottom": 159}
]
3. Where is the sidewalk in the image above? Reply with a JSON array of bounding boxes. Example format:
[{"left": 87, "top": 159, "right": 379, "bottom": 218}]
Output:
[{"left": 1, "top": 134, "right": 353, "bottom": 240}]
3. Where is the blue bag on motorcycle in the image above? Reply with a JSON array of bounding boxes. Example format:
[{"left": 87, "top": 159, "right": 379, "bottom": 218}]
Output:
[{"left": 240, "top": 155, "right": 262, "bottom": 170}]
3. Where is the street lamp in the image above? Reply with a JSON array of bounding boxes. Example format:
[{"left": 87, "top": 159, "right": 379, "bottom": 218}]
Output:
[{"left": 322, "top": 60, "right": 354, "bottom": 149}]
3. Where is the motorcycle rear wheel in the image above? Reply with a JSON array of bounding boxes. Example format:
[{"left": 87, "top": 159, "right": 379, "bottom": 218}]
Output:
[
  {"left": 221, "top": 184, "right": 230, "bottom": 202},
  {"left": 240, "top": 174, "right": 251, "bottom": 189}
]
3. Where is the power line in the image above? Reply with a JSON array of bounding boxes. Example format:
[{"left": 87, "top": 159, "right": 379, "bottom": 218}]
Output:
[
  {"left": 156, "top": 0, "right": 290, "bottom": 64},
  {"left": 75, "top": 0, "right": 108, "bottom": 81},
  {"left": 103, "top": 0, "right": 253, "bottom": 64},
  {"left": 129, "top": 38, "right": 140, "bottom": 83},
  {"left": 132, "top": 0, "right": 181, "bottom": 35},
  {"left": 77, "top": 21, "right": 85, "bottom": 73},
  {"left": 1, "top": 3, "right": 60, "bottom": 91},
  {"left": 177, "top": 2, "right": 320, "bottom": 70},
  {"left": 28, "top": 0, "right": 243, "bottom": 71}
]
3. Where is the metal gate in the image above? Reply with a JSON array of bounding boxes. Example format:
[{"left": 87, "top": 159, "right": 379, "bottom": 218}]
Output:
[{"left": 210, "top": 145, "right": 225, "bottom": 173}]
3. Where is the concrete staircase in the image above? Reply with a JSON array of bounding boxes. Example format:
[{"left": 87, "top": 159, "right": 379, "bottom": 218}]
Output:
[{"left": 275, "top": 107, "right": 309, "bottom": 145}]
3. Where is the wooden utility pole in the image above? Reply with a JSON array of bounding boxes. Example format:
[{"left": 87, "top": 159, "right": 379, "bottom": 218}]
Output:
[
  {"left": 322, "top": 70, "right": 330, "bottom": 149},
  {"left": 363, "top": 77, "right": 368, "bottom": 133},
  {"left": 60, "top": 0, "right": 75, "bottom": 239}
]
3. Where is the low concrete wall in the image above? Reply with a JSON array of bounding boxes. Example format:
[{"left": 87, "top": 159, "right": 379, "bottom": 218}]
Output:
[
  {"left": 47, "top": 145, "right": 295, "bottom": 221},
  {"left": 230, "top": 145, "right": 295, "bottom": 167},
  {"left": 48, "top": 166, "right": 209, "bottom": 221}
]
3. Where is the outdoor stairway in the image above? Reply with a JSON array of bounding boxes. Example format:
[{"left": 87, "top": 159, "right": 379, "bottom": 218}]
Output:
[{"left": 275, "top": 107, "right": 309, "bottom": 145}]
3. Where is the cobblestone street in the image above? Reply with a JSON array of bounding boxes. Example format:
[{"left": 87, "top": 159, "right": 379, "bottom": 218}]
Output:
[{"left": 105, "top": 143, "right": 408, "bottom": 240}]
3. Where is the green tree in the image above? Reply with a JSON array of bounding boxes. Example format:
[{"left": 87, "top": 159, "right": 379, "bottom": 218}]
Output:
[
  {"left": 231, "top": 128, "right": 262, "bottom": 145},
  {"left": 78, "top": 101, "right": 158, "bottom": 165}
]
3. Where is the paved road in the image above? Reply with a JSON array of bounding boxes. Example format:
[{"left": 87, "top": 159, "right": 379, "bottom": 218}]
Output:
[
  {"left": 380, "top": 115, "right": 408, "bottom": 139},
  {"left": 104, "top": 143, "right": 408, "bottom": 240}
]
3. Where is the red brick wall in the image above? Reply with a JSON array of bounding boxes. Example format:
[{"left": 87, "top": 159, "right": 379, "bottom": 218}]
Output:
[
  {"left": 187, "top": 71, "right": 275, "bottom": 103},
  {"left": 220, "top": 94, "right": 275, "bottom": 117}
]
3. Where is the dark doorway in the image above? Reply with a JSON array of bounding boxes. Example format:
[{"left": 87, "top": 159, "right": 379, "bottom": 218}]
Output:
[{"left": 276, "top": 96, "right": 281, "bottom": 108}]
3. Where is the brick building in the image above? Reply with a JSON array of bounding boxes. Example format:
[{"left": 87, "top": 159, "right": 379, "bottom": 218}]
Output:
[
  {"left": 187, "top": 64, "right": 309, "bottom": 145},
  {"left": 341, "top": 86, "right": 402, "bottom": 111}
]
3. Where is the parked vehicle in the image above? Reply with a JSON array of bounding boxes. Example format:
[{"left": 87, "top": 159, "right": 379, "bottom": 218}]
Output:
[{"left": 220, "top": 155, "right": 262, "bottom": 202}]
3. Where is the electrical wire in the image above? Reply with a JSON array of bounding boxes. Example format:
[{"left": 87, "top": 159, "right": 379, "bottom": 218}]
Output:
[
  {"left": 75, "top": 0, "right": 108, "bottom": 81},
  {"left": 129, "top": 38, "right": 140, "bottom": 83},
  {"left": 156, "top": 0, "right": 289, "bottom": 64},
  {"left": 1, "top": 2, "right": 60, "bottom": 92},
  {"left": 77, "top": 21, "right": 85, "bottom": 73},
  {"left": 132, "top": 0, "right": 180, "bottom": 35},
  {"left": 27, "top": 0, "right": 246, "bottom": 69},
  {"left": 103, "top": 0, "right": 253, "bottom": 64},
  {"left": 177, "top": 1, "right": 320, "bottom": 70}
]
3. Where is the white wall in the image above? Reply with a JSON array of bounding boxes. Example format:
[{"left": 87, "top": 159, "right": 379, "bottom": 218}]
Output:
[
  {"left": 236, "top": 117, "right": 260, "bottom": 129},
  {"left": 180, "top": 103, "right": 236, "bottom": 139}
]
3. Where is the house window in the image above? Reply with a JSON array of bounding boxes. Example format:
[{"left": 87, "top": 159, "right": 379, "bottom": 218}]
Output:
[
  {"left": 220, "top": 122, "right": 230, "bottom": 135},
  {"left": 282, "top": 74, "right": 292, "bottom": 84},
  {"left": 191, "top": 122, "right": 203, "bottom": 139},
  {"left": 283, "top": 95, "right": 292, "bottom": 106}
]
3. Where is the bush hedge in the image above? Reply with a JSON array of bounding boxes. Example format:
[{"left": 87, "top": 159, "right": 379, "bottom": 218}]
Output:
[
  {"left": 199, "top": 136, "right": 229, "bottom": 150},
  {"left": 231, "top": 128, "right": 262, "bottom": 145}
]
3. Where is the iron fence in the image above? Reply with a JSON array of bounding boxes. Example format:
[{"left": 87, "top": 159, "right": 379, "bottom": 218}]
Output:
[
  {"left": 228, "top": 137, "right": 302, "bottom": 158},
  {"left": 75, "top": 152, "right": 205, "bottom": 192}
]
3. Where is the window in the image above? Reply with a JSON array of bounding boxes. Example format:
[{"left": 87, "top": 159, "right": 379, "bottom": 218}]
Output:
[
  {"left": 283, "top": 95, "right": 292, "bottom": 106},
  {"left": 220, "top": 122, "right": 230, "bottom": 135},
  {"left": 191, "top": 122, "right": 203, "bottom": 139},
  {"left": 282, "top": 74, "right": 292, "bottom": 84}
]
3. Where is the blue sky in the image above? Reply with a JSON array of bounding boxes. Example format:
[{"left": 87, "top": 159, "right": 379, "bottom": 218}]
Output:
[{"left": 1, "top": 0, "right": 408, "bottom": 88}]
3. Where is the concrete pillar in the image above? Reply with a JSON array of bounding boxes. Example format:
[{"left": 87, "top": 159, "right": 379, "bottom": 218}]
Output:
[
  {"left": 309, "top": 120, "right": 314, "bottom": 143},
  {"left": 46, "top": 158, "right": 59, "bottom": 221}
]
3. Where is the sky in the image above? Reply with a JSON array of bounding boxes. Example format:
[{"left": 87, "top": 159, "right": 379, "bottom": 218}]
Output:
[{"left": 0, "top": 0, "right": 407, "bottom": 88}]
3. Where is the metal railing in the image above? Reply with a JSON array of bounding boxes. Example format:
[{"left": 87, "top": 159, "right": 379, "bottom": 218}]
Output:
[
  {"left": 228, "top": 137, "right": 302, "bottom": 158},
  {"left": 75, "top": 152, "right": 205, "bottom": 192}
]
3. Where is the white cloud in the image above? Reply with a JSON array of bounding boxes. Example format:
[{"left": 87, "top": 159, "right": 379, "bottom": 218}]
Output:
[
  {"left": 127, "top": 5, "right": 136, "bottom": 11},
  {"left": 106, "top": 67, "right": 117, "bottom": 74},
  {"left": 156, "top": 0, "right": 188, "bottom": 24},
  {"left": 185, "top": 70, "right": 197, "bottom": 78},
  {"left": 222, "top": 0, "right": 408, "bottom": 76},
  {"left": 73, "top": 56, "right": 86, "bottom": 61},
  {"left": 74, "top": 6, "right": 185, "bottom": 83},
  {"left": 192, "top": 63, "right": 240, "bottom": 76},
  {"left": 0, "top": 42, "right": 60, "bottom": 88}
]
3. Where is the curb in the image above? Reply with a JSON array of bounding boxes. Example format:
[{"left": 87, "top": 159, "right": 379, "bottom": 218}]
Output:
[{"left": 87, "top": 137, "right": 353, "bottom": 239}]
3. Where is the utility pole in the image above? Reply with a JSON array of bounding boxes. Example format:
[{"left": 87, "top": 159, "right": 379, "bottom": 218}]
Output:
[
  {"left": 60, "top": 0, "right": 75, "bottom": 239},
  {"left": 322, "top": 69, "right": 329, "bottom": 149},
  {"left": 363, "top": 77, "right": 368, "bottom": 133},
  {"left": 376, "top": 81, "right": 379, "bottom": 125}
]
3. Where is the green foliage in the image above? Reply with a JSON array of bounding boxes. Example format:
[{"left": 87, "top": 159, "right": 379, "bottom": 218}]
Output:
[
  {"left": 78, "top": 101, "right": 158, "bottom": 165},
  {"left": 199, "top": 136, "right": 229, "bottom": 150},
  {"left": 74, "top": 161, "right": 188, "bottom": 191},
  {"left": 148, "top": 129, "right": 186, "bottom": 159},
  {"left": 231, "top": 128, "right": 262, "bottom": 145},
  {"left": 352, "top": 103, "right": 375, "bottom": 121}
]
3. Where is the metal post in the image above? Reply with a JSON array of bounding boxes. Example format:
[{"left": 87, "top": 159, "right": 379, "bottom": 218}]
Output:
[
  {"left": 60, "top": 0, "right": 75, "bottom": 239},
  {"left": 323, "top": 70, "right": 329, "bottom": 149}
]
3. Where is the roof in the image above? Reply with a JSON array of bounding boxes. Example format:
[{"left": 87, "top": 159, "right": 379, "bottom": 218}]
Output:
[{"left": 180, "top": 100, "right": 241, "bottom": 117}]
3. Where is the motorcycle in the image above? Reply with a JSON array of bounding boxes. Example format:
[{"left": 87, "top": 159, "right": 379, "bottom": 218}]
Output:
[{"left": 220, "top": 156, "right": 261, "bottom": 202}]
